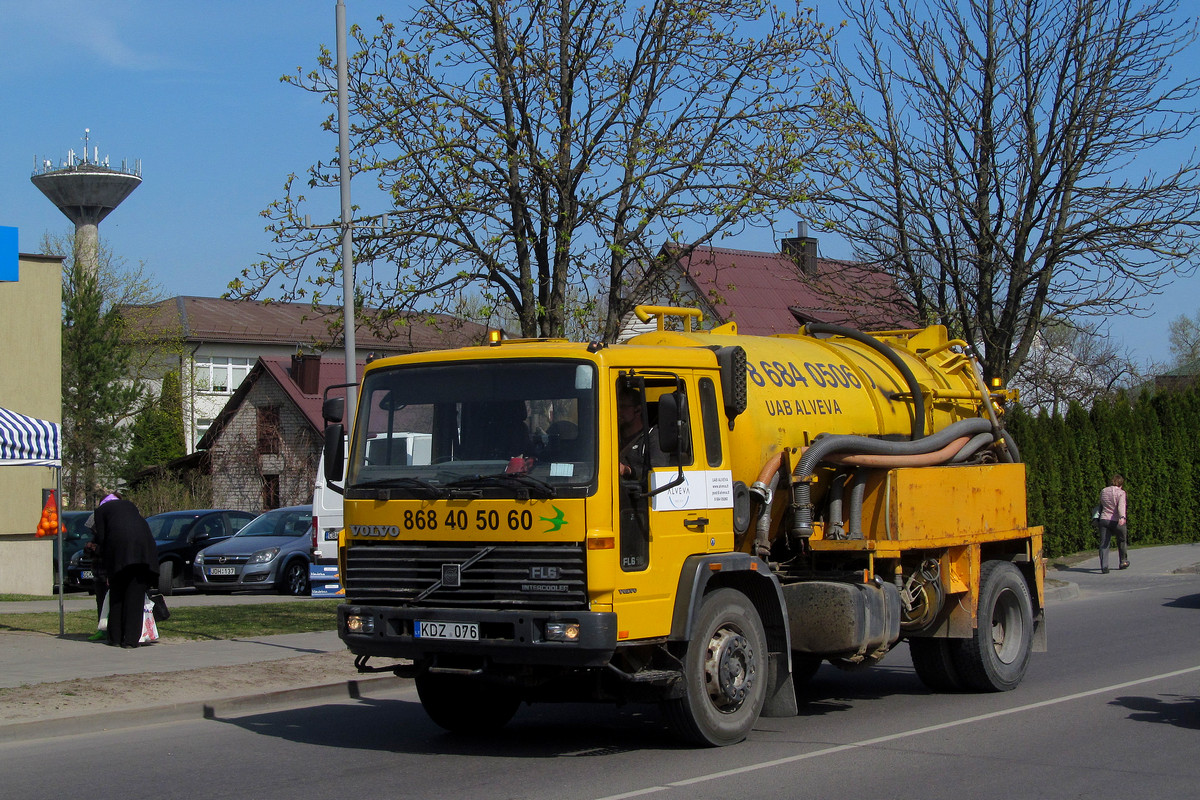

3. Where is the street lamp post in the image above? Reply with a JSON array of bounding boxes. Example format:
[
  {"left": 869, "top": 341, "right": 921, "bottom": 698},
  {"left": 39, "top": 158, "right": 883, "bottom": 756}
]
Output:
[{"left": 336, "top": 0, "right": 356, "bottom": 434}]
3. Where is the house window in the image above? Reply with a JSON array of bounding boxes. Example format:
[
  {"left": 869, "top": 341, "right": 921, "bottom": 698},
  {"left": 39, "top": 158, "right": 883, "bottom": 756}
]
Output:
[
  {"left": 257, "top": 405, "right": 281, "bottom": 455},
  {"left": 262, "top": 474, "right": 280, "bottom": 509},
  {"left": 196, "top": 356, "right": 252, "bottom": 395},
  {"left": 194, "top": 418, "right": 213, "bottom": 449}
]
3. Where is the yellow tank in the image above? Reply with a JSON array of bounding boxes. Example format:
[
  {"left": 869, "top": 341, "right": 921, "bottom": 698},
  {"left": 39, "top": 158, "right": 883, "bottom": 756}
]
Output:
[{"left": 626, "top": 316, "right": 994, "bottom": 487}]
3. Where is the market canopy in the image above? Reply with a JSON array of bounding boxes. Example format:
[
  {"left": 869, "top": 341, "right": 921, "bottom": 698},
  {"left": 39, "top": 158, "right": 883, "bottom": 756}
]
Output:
[{"left": 0, "top": 407, "right": 61, "bottom": 467}]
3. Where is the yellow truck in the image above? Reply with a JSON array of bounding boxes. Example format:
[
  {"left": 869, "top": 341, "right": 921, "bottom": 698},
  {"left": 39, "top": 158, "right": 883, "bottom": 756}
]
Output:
[{"left": 322, "top": 306, "right": 1044, "bottom": 746}]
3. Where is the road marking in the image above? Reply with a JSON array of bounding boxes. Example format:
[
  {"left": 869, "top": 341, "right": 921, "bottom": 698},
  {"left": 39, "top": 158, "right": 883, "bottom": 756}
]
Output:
[{"left": 592, "top": 663, "right": 1200, "bottom": 800}]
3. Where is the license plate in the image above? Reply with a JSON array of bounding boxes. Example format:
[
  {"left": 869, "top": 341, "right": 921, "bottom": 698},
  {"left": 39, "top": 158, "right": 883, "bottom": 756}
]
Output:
[
  {"left": 209, "top": 567, "right": 236, "bottom": 576},
  {"left": 415, "top": 620, "right": 479, "bottom": 640},
  {"left": 80, "top": 570, "right": 93, "bottom": 581}
]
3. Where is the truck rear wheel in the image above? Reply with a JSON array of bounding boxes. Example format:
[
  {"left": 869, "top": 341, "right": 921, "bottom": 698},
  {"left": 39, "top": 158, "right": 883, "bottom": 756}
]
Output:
[
  {"left": 663, "top": 588, "right": 768, "bottom": 747},
  {"left": 952, "top": 560, "right": 1033, "bottom": 691},
  {"left": 909, "top": 637, "right": 964, "bottom": 692},
  {"left": 415, "top": 673, "right": 521, "bottom": 734}
]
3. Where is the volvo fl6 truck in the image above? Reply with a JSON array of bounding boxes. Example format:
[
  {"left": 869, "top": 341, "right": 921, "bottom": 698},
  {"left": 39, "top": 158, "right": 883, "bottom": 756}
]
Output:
[{"left": 320, "top": 306, "right": 1044, "bottom": 746}]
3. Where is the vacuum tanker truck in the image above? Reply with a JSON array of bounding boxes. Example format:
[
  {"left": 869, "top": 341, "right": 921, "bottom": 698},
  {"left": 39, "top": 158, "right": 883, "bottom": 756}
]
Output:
[{"left": 320, "top": 306, "right": 1044, "bottom": 746}]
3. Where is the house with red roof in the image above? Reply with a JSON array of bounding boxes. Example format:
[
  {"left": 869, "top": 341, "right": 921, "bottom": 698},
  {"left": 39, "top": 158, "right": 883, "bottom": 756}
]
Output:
[
  {"left": 193, "top": 355, "right": 361, "bottom": 510},
  {"left": 131, "top": 296, "right": 484, "bottom": 452},
  {"left": 624, "top": 231, "right": 915, "bottom": 338}
]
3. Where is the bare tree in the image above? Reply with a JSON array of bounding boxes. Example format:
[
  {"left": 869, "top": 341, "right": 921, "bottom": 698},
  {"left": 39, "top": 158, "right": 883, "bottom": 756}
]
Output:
[
  {"left": 1010, "top": 319, "right": 1143, "bottom": 413},
  {"left": 1167, "top": 309, "right": 1200, "bottom": 369},
  {"left": 813, "top": 0, "right": 1200, "bottom": 383},
  {"left": 230, "top": 0, "right": 846, "bottom": 340}
]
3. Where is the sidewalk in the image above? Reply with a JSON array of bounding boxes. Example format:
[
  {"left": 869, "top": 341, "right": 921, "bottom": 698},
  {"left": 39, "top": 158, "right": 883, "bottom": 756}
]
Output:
[
  {"left": 3, "top": 543, "right": 1198, "bottom": 742},
  {"left": 0, "top": 592, "right": 405, "bottom": 742}
]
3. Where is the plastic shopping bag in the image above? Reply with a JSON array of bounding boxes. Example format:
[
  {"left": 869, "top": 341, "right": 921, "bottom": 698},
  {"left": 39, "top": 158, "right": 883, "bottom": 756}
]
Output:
[
  {"left": 97, "top": 591, "right": 110, "bottom": 633},
  {"left": 140, "top": 595, "right": 159, "bottom": 644}
]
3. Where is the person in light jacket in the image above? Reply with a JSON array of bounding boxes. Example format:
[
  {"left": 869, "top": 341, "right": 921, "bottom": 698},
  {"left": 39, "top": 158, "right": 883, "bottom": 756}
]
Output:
[{"left": 1097, "top": 474, "right": 1129, "bottom": 574}]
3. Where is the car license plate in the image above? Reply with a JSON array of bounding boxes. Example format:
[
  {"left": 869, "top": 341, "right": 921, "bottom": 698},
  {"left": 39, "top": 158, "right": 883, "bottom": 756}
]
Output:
[
  {"left": 80, "top": 570, "right": 93, "bottom": 581},
  {"left": 414, "top": 620, "right": 478, "bottom": 640},
  {"left": 209, "top": 567, "right": 236, "bottom": 576}
]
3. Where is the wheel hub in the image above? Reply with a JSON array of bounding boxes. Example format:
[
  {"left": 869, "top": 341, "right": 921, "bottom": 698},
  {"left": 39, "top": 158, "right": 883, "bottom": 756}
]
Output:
[
  {"left": 704, "top": 627, "right": 757, "bottom": 711},
  {"left": 991, "top": 587, "right": 1022, "bottom": 664}
]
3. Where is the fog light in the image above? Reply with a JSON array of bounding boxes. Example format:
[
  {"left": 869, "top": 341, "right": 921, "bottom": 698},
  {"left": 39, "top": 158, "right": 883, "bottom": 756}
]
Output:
[
  {"left": 346, "top": 614, "right": 375, "bottom": 634},
  {"left": 545, "top": 621, "right": 580, "bottom": 642}
]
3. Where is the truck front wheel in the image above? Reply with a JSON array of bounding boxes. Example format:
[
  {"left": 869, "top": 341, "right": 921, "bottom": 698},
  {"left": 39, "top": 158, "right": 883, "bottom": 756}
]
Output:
[
  {"left": 416, "top": 673, "right": 521, "bottom": 734},
  {"left": 663, "top": 588, "right": 768, "bottom": 747},
  {"left": 952, "top": 560, "right": 1033, "bottom": 691}
]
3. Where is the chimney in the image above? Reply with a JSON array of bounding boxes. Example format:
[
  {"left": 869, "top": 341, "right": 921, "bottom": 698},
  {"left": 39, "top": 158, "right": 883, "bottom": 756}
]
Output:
[
  {"left": 781, "top": 221, "right": 820, "bottom": 275},
  {"left": 291, "top": 353, "right": 321, "bottom": 395}
]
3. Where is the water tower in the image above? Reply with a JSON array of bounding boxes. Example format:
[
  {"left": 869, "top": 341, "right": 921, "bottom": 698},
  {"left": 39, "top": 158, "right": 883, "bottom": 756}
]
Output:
[{"left": 31, "top": 130, "right": 141, "bottom": 276}]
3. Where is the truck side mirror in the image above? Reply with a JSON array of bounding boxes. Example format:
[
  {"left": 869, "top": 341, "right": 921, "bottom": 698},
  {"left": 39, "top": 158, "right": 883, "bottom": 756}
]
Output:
[
  {"left": 322, "top": 396, "right": 345, "bottom": 424},
  {"left": 323, "top": 424, "right": 345, "bottom": 488},
  {"left": 657, "top": 391, "right": 689, "bottom": 456}
]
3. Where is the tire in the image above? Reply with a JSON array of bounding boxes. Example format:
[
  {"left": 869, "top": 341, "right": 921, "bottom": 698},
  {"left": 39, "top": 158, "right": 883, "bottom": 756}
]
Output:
[
  {"left": 279, "top": 560, "right": 310, "bottom": 596},
  {"left": 416, "top": 673, "right": 521, "bottom": 734},
  {"left": 951, "top": 560, "right": 1033, "bottom": 691},
  {"left": 909, "top": 637, "right": 965, "bottom": 692},
  {"left": 158, "top": 561, "right": 175, "bottom": 596},
  {"left": 662, "top": 588, "right": 768, "bottom": 747}
]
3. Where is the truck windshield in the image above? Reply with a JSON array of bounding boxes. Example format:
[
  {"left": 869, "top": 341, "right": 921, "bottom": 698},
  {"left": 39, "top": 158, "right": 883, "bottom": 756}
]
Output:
[{"left": 347, "top": 360, "right": 597, "bottom": 498}]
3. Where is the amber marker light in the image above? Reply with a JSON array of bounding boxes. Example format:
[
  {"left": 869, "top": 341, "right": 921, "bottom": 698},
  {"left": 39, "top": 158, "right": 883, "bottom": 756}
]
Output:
[
  {"left": 488, "top": 329, "right": 503, "bottom": 346},
  {"left": 587, "top": 536, "right": 615, "bottom": 550}
]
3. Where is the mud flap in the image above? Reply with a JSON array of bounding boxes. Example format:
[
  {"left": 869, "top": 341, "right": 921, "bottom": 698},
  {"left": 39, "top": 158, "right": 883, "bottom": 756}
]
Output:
[{"left": 760, "top": 650, "right": 798, "bottom": 717}]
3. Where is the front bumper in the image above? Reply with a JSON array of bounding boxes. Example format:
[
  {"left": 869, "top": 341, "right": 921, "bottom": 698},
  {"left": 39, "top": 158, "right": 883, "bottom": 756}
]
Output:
[
  {"left": 193, "top": 564, "right": 278, "bottom": 591},
  {"left": 339, "top": 604, "right": 617, "bottom": 668}
]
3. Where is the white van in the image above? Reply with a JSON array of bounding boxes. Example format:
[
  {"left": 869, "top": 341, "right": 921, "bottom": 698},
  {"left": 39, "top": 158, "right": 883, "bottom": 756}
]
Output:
[
  {"left": 310, "top": 442, "right": 347, "bottom": 597},
  {"left": 309, "top": 431, "right": 433, "bottom": 598}
]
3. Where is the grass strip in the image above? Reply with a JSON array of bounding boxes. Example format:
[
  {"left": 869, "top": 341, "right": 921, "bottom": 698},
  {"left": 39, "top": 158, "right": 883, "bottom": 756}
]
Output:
[{"left": 0, "top": 600, "right": 341, "bottom": 640}]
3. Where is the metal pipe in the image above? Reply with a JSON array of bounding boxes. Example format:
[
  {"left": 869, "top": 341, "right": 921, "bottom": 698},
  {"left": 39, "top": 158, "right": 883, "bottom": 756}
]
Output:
[{"left": 336, "top": 0, "right": 357, "bottom": 433}]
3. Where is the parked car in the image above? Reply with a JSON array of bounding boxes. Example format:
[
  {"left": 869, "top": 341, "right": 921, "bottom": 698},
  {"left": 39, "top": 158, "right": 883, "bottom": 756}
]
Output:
[
  {"left": 66, "top": 508, "right": 256, "bottom": 595},
  {"left": 53, "top": 511, "right": 93, "bottom": 590},
  {"left": 193, "top": 505, "right": 315, "bottom": 596}
]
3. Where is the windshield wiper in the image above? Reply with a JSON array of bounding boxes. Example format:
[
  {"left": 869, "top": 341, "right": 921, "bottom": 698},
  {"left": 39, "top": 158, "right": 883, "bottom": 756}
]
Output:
[
  {"left": 446, "top": 473, "right": 557, "bottom": 499},
  {"left": 349, "top": 476, "right": 444, "bottom": 498}
]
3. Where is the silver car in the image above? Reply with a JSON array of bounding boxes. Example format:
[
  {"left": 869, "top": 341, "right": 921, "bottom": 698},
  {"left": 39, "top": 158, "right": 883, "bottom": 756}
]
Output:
[{"left": 193, "top": 505, "right": 314, "bottom": 595}]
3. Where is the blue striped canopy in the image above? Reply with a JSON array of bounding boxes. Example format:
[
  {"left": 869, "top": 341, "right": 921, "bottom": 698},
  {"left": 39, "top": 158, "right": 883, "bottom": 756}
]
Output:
[{"left": 0, "top": 407, "right": 61, "bottom": 467}]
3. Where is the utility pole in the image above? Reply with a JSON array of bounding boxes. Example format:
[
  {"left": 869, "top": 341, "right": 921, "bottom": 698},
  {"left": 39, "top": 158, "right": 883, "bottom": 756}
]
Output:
[{"left": 336, "top": 0, "right": 357, "bottom": 433}]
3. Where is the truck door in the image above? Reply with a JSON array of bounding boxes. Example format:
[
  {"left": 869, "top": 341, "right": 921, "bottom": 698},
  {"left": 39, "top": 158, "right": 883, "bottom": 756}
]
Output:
[{"left": 614, "top": 372, "right": 733, "bottom": 640}]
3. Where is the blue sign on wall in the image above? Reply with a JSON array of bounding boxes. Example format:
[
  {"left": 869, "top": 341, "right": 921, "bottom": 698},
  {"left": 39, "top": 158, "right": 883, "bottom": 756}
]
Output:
[{"left": 0, "top": 227, "right": 17, "bottom": 282}]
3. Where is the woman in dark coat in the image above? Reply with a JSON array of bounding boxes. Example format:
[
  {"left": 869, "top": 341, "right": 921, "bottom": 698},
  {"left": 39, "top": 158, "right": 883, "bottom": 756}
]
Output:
[{"left": 89, "top": 494, "right": 158, "bottom": 648}]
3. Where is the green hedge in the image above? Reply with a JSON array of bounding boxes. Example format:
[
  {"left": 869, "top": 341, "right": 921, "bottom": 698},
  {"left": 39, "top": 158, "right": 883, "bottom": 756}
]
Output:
[{"left": 1006, "top": 382, "right": 1200, "bottom": 557}]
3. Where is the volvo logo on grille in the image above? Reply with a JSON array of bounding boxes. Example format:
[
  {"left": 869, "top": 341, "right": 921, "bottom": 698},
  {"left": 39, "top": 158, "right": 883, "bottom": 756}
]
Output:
[{"left": 442, "top": 563, "right": 462, "bottom": 588}]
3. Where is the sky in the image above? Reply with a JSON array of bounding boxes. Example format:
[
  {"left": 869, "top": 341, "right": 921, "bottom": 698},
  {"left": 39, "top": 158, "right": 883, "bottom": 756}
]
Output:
[{"left": 1, "top": 0, "right": 1197, "bottom": 369}]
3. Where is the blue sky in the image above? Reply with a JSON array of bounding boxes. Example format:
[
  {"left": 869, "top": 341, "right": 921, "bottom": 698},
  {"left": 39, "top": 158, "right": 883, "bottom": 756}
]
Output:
[{"left": 1, "top": 0, "right": 1196, "bottom": 368}]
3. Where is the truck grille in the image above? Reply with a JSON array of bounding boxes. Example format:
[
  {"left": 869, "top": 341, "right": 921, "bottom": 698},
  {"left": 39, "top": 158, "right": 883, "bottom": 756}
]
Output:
[{"left": 344, "top": 541, "right": 588, "bottom": 610}]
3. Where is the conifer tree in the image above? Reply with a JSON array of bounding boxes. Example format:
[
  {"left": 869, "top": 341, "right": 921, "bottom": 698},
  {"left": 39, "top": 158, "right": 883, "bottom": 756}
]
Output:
[
  {"left": 62, "top": 260, "right": 142, "bottom": 507},
  {"left": 123, "top": 371, "right": 186, "bottom": 480}
]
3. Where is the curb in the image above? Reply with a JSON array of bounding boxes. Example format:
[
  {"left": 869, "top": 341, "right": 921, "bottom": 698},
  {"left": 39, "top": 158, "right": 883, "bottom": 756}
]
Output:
[
  {"left": 0, "top": 674, "right": 406, "bottom": 744},
  {"left": 1043, "top": 578, "right": 1079, "bottom": 602}
]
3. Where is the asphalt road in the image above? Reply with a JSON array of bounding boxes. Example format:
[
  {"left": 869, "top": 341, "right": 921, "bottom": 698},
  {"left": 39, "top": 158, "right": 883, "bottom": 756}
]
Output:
[{"left": 3, "top": 552, "right": 1198, "bottom": 800}]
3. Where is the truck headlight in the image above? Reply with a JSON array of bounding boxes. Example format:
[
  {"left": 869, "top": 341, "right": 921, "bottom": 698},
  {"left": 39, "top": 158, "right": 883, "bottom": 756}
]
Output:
[
  {"left": 544, "top": 621, "right": 580, "bottom": 642},
  {"left": 346, "top": 615, "right": 375, "bottom": 634}
]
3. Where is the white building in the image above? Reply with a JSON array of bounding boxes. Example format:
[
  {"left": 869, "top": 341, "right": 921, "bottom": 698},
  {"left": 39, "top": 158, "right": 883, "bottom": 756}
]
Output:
[{"left": 131, "top": 296, "right": 485, "bottom": 452}]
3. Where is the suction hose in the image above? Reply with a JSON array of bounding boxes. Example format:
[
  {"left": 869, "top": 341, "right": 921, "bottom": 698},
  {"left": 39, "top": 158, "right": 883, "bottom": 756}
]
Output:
[{"left": 790, "top": 417, "right": 994, "bottom": 540}]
